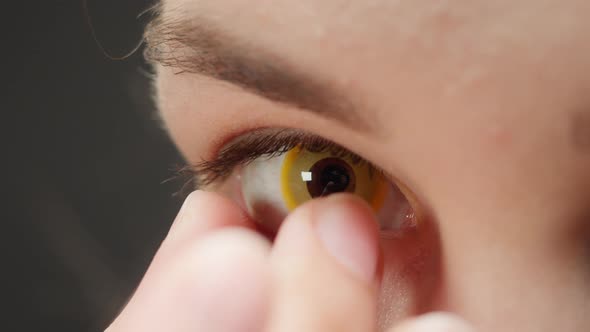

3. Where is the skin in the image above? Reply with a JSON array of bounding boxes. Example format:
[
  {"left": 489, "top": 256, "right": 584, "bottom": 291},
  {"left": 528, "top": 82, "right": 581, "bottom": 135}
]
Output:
[{"left": 109, "top": 0, "right": 590, "bottom": 331}]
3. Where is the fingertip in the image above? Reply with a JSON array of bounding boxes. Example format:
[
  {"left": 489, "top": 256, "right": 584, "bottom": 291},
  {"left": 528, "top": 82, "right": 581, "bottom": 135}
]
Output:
[
  {"left": 172, "top": 190, "right": 252, "bottom": 230},
  {"left": 272, "top": 193, "right": 381, "bottom": 284},
  {"left": 312, "top": 193, "right": 380, "bottom": 283},
  {"left": 162, "top": 190, "right": 256, "bottom": 253}
]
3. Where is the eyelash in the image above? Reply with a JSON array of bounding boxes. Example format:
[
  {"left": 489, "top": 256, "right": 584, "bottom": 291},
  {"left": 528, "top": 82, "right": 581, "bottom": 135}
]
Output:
[{"left": 186, "top": 128, "right": 381, "bottom": 188}]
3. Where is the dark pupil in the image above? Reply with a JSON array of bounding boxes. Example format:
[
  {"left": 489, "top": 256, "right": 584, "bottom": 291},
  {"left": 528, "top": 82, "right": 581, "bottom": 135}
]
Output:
[
  {"left": 307, "top": 158, "right": 356, "bottom": 198},
  {"left": 320, "top": 165, "right": 350, "bottom": 193}
]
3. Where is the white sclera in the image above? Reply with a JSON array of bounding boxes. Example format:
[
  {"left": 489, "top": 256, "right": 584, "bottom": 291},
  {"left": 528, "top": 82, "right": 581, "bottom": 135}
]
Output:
[{"left": 241, "top": 154, "right": 290, "bottom": 231}]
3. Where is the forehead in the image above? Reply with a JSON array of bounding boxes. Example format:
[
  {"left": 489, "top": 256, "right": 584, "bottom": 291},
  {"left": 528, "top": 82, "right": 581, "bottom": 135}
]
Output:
[
  {"left": 158, "top": 0, "right": 590, "bottom": 147},
  {"left": 160, "top": 0, "right": 586, "bottom": 62},
  {"left": 162, "top": 0, "right": 516, "bottom": 73},
  {"left": 160, "top": 0, "right": 589, "bottom": 100}
]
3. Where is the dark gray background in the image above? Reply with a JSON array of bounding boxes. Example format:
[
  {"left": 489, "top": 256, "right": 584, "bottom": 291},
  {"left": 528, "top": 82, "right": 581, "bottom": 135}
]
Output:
[{"left": 9, "top": 1, "right": 186, "bottom": 331}]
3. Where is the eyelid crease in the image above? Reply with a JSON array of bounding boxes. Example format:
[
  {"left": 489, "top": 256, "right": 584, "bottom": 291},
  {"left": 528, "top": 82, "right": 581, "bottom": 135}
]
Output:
[{"left": 189, "top": 128, "right": 380, "bottom": 188}]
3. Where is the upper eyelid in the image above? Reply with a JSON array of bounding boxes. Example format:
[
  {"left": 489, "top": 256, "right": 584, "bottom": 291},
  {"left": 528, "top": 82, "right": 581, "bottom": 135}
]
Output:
[
  {"left": 193, "top": 128, "right": 319, "bottom": 186},
  {"left": 192, "top": 127, "right": 381, "bottom": 187}
]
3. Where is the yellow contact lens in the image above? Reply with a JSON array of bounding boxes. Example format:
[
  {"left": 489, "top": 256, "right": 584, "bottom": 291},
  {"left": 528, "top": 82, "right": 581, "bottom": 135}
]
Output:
[{"left": 280, "top": 146, "right": 388, "bottom": 212}]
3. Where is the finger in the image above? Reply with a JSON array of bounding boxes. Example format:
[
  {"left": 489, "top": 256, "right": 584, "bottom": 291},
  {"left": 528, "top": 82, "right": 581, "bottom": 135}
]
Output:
[
  {"left": 266, "top": 193, "right": 381, "bottom": 332},
  {"left": 389, "top": 313, "right": 476, "bottom": 332},
  {"left": 107, "top": 227, "right": 271, "bottom": 332},
  {"left": 158, "top": 190, "right": 255, "bottom": 259},
  {"left": 107, "top": 190, "right": 267, "bottom": 332}
]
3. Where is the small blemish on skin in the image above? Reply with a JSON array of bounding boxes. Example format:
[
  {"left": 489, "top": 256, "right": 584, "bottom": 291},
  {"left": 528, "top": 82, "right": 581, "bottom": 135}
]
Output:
[
  {"left": 487, "top": 125, "right": 514, "bottom": 150},
  {"left": 570, "top": 110, "right": 590, "bottom": 152}
]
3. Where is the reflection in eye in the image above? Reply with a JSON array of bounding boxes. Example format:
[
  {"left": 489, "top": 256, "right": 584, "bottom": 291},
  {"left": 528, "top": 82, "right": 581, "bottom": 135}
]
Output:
[{"left": 194, "top": 129, "right": 417, "bottom": 235}]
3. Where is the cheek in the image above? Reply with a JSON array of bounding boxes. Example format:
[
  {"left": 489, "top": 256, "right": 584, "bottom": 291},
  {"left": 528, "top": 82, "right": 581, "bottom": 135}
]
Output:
[
  {"left": 571, "top": 109, "right": 590, "bottom": 153},
  {"left": 375, "top": 221, "right": 442, "bottom": 329}
]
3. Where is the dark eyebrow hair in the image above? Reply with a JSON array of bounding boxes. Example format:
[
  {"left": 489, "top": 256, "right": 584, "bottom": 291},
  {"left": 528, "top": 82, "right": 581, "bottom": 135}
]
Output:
[{"left": 143, "top": 8, "right": 370, "bottom": 131}]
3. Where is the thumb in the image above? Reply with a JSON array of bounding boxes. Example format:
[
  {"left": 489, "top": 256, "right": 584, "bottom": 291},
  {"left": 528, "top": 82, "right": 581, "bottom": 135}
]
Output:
[{"left": 266, "top": 193, "right": 381, "bottom": 332}]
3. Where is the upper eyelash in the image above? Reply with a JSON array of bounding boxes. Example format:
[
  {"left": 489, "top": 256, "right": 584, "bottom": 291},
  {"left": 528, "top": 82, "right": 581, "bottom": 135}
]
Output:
[{"left": 188, "top": 128, "right": 375, "bottom": 188}]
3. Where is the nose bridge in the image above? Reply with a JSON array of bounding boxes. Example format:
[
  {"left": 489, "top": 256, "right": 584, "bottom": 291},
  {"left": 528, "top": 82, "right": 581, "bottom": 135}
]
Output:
[{"left": 434, "top": 210, "right": 590, "bottom": 331}]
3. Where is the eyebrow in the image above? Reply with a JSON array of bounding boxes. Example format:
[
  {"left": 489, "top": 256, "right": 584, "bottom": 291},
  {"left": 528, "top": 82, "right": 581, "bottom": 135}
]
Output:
[{"left": 143, "top": 9, "right": 369, "bottom": 131}]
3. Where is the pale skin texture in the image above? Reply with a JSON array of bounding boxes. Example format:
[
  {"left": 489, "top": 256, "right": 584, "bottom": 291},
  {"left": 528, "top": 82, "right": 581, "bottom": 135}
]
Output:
[{"left": 108, "top": 0, "right": 590, "bottom": 331}]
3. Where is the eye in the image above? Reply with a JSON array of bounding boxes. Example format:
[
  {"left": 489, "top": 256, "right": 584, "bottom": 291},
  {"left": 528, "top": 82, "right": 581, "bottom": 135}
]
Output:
[
  {"left": 238, "top": 145, "right": 417, "bottom": 235},
  {"left": 194, "top": 128, "right": 418, "bottom": 235}
]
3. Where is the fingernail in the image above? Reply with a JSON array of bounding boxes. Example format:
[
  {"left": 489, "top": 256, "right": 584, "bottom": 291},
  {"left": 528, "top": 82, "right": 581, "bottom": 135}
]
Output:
[
  {"left": 394, "top": 313, "right": 476, "bottom": 332},
  {"left": 313, "top": 194, "right": 379, "bottom": 283}
]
